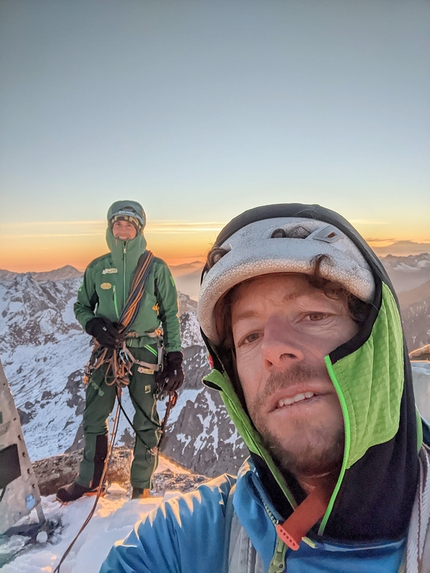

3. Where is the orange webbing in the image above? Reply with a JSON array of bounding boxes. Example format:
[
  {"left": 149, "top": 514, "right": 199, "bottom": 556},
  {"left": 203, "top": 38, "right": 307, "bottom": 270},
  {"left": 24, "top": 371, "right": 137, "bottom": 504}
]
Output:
[
  {"left": 276, "top": 487, "right": 330, "bottom": 551},
  {"left": 118, "top": 251, "right": 154, "bottom": 331}
]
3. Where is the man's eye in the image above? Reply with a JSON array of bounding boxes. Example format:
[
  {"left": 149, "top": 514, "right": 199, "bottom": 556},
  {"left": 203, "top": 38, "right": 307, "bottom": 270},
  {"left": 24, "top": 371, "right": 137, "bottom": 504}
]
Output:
[
  {"left": 306, "top": 313, "right": 330, "bottom": 321},
  {"left": 242, "top": 332, "right": 260, "bottom": 344}
]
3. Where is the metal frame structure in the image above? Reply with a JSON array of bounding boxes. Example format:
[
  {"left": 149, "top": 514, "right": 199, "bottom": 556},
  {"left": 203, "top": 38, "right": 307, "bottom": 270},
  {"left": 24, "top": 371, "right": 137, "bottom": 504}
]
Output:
[{"left": 0, "top": 359, "right": 44, "bottom": 534}]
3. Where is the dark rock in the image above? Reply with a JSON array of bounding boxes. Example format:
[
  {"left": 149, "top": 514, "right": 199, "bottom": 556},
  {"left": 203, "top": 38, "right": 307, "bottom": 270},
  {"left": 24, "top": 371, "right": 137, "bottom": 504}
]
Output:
[
  {"left": 31, "top": 447, "right": 208, "bottom": 497},
  {"left": 18, "top": 408, "right": 33, "bottom": 425},
  {"left": 65, "top": 424, "right": 84, "bottom": 453},
  {"left": 163, "top": 388, "right": 246, "bottom": 477},
  {"left": 182, "top": 345, "right": 210, "bottom": 389}
]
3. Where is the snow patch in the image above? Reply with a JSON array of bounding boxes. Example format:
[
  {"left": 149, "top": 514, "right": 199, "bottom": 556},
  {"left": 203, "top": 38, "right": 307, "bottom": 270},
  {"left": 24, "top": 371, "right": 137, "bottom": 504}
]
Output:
[{"left": 62, "top": 298, "right": 79, "bottom": 325}]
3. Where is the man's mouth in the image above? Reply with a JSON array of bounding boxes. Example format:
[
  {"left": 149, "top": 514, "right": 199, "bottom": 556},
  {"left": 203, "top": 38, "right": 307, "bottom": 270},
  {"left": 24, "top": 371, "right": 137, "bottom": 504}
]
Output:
[{"left": 276, "top": 391, "right": 316, "bottom": 409}]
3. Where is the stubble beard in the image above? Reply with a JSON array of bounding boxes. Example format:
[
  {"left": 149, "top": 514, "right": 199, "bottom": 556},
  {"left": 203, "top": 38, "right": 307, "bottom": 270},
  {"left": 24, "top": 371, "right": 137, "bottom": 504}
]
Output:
[{"left": 249, "top": 366, "right": 345, "bottom": 479}]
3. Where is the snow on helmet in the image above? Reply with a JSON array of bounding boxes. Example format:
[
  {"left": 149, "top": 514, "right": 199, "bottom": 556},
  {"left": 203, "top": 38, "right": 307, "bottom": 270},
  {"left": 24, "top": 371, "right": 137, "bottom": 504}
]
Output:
[{"left": 198, "top": 206, "right": 375, "bottom": 345}]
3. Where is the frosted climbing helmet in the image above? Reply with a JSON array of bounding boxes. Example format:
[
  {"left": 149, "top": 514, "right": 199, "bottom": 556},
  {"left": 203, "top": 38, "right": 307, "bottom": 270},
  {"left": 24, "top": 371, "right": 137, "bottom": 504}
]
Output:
[{"left": 198, "top": 204, "right": 375, "bottom": 345}]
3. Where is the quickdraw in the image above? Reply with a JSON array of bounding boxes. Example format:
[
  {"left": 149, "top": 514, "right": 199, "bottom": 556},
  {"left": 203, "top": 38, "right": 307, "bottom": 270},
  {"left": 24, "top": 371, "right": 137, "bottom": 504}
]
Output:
[{"left": 84, "top": 342, "right": 159, "bottom": 388}]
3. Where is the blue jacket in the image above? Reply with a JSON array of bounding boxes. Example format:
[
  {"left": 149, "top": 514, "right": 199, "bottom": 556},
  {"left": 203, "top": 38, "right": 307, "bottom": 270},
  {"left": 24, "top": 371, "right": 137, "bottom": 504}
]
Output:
[{"left": 99, "top": 459, "right": 406, "bottom": 573}]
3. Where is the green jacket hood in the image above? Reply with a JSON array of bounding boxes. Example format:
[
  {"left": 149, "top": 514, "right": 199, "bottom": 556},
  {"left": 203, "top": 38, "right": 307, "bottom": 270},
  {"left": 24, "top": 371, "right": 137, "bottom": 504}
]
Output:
[
  {"left": 105, "top": 226, "right": 147, "bottom": 266},
  {"left": 201, "top": 203, "right": 420, "bottom": 544},
  {"left": 106, "top": 200, "right": 147, "bottom": 268}
]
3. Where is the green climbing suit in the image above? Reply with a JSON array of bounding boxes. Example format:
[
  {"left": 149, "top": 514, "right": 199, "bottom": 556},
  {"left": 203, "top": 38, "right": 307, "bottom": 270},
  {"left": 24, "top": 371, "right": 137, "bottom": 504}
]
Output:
[{"left": 74, "top": 201, "right": 181, "bottom": 489}]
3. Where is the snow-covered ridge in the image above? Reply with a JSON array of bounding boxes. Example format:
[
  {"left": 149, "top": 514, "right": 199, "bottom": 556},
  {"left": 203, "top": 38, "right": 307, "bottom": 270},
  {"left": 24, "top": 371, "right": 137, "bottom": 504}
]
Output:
[
  {"left": 0, "top": 274, "right": 245, "bottom": 478},
  {"left": 2, "top": 268, "right": 427, "bottom": 479},
  {"left": 380, "top": 253, "right": 430, "bottom": 293}
]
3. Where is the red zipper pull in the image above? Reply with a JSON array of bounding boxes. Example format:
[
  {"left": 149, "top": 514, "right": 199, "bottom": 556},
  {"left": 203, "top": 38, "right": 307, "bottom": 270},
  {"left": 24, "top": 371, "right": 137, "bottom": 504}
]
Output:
[{"left": 276, "top": 487, "right": 330, "bottom": 551}]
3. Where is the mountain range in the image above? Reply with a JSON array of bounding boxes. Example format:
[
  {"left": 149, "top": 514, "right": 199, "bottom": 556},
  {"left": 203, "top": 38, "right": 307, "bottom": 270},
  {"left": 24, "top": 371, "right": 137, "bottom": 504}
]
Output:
[
  {"left": 169, "top": 261, "right": 203, "bottom": 301},
  {"left": 0, "top": 265, "right": 84, "bottom": 282},
  {"left": 0, "top": 272, "right": 245, "bottom": 478},
  {"left": 0, "top": 253, "right": 429, "bottom": 478},
  {"left": 3, "top": 251, "right": 430, "bottom": 297},
  {"left": 373, "top": 241, "right": 430, "bottom": 257},
  {"left": 380, "top": 253, "right": 430, "bottom": 293}
]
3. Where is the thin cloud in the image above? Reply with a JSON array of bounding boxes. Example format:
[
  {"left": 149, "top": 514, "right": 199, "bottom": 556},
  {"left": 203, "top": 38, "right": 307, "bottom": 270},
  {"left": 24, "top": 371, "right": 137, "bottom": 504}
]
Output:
[
  {"left": 0, "top": 233, "right": 102, "bottom": 238},
  {"left": 0, "top": 220, "right": 105, "bottom": 238},
  {"left": 350, "top": 219, "right": 388, "bottom": 225},
  {"left": 365, "top": 237, "right": 397, "bottom": 243},
  {"left": 146, "top": 221, "right": 226, "bottom": 234},
  {"left": 371, "top": 240, "right": 430, "bottom": 256},
  {"left": 0, "top": 219, "right": 226, "bottom": 238},
  {"left": 0, "top": 220, "right": 105, "bottom": 228}
]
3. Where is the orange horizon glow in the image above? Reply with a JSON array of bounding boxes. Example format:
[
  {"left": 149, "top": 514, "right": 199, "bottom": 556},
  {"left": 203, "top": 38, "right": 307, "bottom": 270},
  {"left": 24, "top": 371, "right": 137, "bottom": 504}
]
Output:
[
  {"left": 0, "top": 254, "right": 206, "bottom": 273},
  {"left": 0, "top": 221, "right": 223, "bottom": 273},
  {"left": 0, "top": 239, "right": 209, "bottom": 274},
  {"left": 3, "top": 238, "right": 430, "bottom": 274},
  {"left": 1, "top": 219, "right": 430, "bottom": 273}
]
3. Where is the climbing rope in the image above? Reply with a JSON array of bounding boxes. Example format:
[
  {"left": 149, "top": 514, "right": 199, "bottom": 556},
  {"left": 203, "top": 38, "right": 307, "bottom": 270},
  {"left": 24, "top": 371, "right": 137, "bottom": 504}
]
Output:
[
  {"left": 52, "top": 399, "right": 122, "bottom": 573},
  {"left": 116, "top": 386, "right": 177, "bottom": 455},
  {"left": 117, "top": 250, "right": 154, "bottom": 331}
]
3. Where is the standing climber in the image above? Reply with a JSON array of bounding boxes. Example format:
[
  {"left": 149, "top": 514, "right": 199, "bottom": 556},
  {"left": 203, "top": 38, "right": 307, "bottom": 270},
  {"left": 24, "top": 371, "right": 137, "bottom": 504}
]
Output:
[{"left": 57, "top": 200, "right": 183, "bottom": 502}]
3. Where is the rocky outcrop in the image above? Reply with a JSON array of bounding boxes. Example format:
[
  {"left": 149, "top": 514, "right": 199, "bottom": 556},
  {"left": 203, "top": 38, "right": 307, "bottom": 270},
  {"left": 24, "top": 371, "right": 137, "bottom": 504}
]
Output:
[
  {"left": 0, "top": 274, "right": 82, "bottom": 352},
  {"left": 162, "top": 388, "right": 247, "bottom": 477},
  {"left": 32, "top": 447, "right": 207, "bottom": 496},
  {"left": 401, "top": 298, "right": 430, "bottom": 350},
  {"left": 182, "top": 345, "right": 211, "bottom": 389}
]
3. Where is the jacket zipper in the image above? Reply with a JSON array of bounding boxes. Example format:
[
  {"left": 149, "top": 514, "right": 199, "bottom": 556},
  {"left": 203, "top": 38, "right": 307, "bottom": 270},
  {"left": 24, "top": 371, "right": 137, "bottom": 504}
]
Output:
[
  {"left": 259, "top": 498, "right": 286, "bottom": 572},
  {"left": 270, "top": 536, "right": 287, "bottom": 573},
  {"left": 112, "top": 285, "right": 119, "bottom": 319},
  {"left": 123, "top": 242, "right": 127, "bottom": 310},
  {"left": 261, "top": 495, "right": 317, "bottom": 573}
]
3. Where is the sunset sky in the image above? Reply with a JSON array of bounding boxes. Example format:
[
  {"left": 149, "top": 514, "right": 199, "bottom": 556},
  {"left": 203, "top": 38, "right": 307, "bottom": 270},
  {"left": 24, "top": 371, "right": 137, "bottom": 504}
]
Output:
[{"left": 1, "top": 0, "right": 429, "bottom": 272}]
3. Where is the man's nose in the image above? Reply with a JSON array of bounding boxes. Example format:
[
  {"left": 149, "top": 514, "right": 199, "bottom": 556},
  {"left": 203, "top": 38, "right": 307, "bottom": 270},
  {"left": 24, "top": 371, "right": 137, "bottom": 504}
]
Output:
[{"left": 261, "top": 317, "right": 305, "bottom": 371}]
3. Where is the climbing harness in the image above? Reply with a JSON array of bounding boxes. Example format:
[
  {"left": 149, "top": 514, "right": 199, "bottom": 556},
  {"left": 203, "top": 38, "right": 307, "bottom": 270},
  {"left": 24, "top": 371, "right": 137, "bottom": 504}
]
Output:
[
  {"left": 84, "top": 342, "right": 160, "bottom": 388},
  {"left": 83, "top": 250, "right": 158, "bottom": 388}
]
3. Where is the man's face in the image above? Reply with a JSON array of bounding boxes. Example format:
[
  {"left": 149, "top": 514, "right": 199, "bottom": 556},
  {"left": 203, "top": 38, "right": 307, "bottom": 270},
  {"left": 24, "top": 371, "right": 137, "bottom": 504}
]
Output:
[
  {"left": 231, "top": 273, "right": 359, "bottom": 479},
  {"left": 112, "top": 220, "right": 137, "bottom": 240}
]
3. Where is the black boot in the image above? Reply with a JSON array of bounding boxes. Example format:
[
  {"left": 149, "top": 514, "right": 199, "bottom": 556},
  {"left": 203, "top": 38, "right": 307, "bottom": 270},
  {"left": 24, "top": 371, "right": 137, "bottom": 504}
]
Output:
[
  {"left": 131, "top": 487, "right": 150, "bottom": 499},
  {"left": 91, "top": 434, "right": 108, "bottom": 488},
  {"left": 56, "top": 482, "right": 98, "bottom": 503}
]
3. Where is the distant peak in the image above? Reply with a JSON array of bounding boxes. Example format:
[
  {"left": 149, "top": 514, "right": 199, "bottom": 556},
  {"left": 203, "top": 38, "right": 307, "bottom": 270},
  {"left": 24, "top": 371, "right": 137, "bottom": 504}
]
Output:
[{"left": 57, "top": 265, "right": 80, "bottom": 271}]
